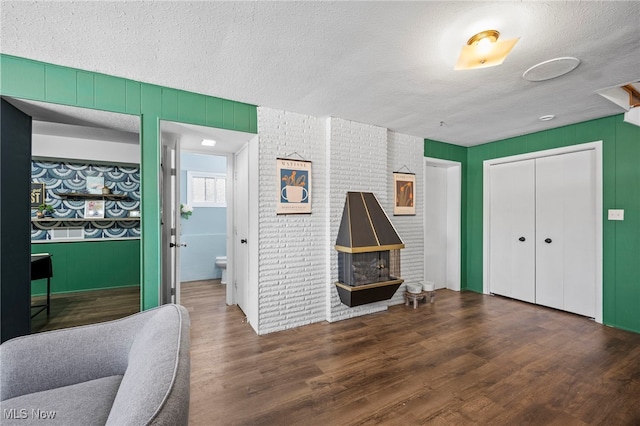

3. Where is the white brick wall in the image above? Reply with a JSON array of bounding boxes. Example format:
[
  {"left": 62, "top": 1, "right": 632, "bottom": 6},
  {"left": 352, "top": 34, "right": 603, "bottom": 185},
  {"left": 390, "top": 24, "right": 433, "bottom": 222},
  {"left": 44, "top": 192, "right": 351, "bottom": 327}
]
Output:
[
  {"left": 326, "top": 117, "right": 390, "bottom": 322},
  {"left": 386, "top": 131, "right": 425, "bottom": 305},
  {"left": 257, "top": 107, "right": 327, "bottom": 334},
  {"left": 255, "top": 110, "right": 429, "bottom": 333}
]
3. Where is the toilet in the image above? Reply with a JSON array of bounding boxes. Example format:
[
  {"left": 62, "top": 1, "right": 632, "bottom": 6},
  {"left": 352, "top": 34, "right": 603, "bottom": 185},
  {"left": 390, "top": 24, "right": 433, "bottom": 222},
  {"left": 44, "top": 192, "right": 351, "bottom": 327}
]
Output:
[{"left": 215, "top": 256, "right": 227, "bottom": 284}]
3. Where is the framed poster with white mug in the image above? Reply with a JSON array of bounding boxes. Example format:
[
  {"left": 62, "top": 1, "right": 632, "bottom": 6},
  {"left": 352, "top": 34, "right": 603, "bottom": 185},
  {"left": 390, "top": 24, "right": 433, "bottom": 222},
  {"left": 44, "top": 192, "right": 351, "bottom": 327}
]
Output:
[{"left": 276, "top": 158, "right": 311, "bottom": 214}]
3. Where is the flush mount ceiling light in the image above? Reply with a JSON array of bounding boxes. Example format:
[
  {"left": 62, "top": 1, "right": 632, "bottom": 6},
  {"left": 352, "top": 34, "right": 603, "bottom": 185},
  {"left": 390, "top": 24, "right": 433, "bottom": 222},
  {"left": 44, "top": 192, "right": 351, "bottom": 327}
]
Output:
[
  {"left": 539, "top": 114, "right": 555, "bottom": 121},
  {"left": 201, "top": 139, "right": 216, "bottom": 147},
  {"left": 454, "top": 29, "right": 519, "bottom": 70}
]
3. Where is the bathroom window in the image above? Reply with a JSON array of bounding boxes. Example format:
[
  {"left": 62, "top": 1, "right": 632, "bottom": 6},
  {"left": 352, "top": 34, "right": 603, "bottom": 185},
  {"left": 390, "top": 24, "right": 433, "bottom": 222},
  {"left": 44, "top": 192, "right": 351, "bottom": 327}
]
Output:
[{"left": 187, "top": 171, "right": 226, "bottom": 207}]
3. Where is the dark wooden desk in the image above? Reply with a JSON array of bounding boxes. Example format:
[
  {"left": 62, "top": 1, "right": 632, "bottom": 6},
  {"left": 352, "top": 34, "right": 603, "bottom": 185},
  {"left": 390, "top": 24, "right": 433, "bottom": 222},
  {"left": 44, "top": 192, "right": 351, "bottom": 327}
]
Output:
[{"left": 31, "top": 254, "right": 53, "bottom": 318}]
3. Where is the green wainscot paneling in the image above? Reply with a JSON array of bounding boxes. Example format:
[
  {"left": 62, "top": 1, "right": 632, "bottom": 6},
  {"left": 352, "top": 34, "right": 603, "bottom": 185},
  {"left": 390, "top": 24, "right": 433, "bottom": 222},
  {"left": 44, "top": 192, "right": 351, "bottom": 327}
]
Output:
[
  {"left": 424, "top": 139, "right": 466, "bottom": 163},
  {"left": 610, "top": 118, "right": 640, "bottom": 333},
  {"left": 30, "top": 240, "right": 141, "bottom": 296},
  {"left": 1, "top": 54, "right": 258, "bottom": 310}
]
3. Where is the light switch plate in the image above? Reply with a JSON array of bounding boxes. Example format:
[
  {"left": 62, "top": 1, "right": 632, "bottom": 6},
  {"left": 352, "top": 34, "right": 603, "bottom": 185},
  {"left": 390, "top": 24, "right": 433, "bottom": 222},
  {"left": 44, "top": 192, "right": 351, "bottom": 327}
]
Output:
[{"left": 608, "top": 209, "right": 624, "bottom": 221}]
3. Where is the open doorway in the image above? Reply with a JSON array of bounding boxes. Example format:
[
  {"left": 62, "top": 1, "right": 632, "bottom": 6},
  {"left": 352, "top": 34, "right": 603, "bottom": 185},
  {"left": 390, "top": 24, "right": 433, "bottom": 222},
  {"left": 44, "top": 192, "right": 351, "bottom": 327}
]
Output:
[
  {"left": 159, "top": 121, "right": 255, "bottom": 315},
  {"left": 1, "top": 96, "right": 142, "bottom": 335},
  {"left": 424, "top": 157, "right": 461, "bottom": 291}
]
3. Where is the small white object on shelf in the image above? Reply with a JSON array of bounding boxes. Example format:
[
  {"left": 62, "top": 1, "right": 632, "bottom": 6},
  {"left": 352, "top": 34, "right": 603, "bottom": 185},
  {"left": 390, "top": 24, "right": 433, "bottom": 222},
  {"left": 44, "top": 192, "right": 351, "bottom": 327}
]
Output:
[{"left": 84, "top": 200, "right": 105, "bottom": 218}]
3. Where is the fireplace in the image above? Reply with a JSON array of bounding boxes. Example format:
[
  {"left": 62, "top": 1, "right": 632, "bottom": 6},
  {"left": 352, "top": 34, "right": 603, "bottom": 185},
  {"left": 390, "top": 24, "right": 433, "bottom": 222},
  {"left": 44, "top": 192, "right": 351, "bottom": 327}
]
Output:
[{"left": 335, "top": 192, "right": 404, "bottom": 307}]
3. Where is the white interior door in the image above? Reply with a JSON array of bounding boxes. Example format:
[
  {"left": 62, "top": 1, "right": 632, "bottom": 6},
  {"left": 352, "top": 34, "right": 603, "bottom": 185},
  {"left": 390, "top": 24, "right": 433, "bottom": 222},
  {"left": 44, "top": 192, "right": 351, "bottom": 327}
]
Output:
[
  {"left": 535, "top": 150, "right": 596, "bottom": 317},
  {"left": 161, "top": 134, "right": 183, "bottom": 304},
  {"left": 234, "top": 144, "right": 249, "bottom": 313},
  {"left": 489, "top": 160, "right": 536, "bottom": 303}
]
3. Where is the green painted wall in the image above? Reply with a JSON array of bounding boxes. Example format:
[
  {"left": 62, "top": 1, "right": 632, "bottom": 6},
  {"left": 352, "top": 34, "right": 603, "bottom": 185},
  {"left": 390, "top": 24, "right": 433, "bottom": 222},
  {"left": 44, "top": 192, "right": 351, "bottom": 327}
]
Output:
[
  {"left": 30, "top": 240, "right": 140, "bottom": 296},
  {"left": 460, "top": 115, "right": 639, "bottom": 333},
  {"left": 1, "top": 54, "right": 258, "bottom": 310}
]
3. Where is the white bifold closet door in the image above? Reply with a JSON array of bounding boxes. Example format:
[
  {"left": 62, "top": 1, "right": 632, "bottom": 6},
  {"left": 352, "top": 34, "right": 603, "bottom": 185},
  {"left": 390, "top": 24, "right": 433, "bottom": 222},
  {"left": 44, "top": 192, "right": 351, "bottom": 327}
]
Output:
[
  {"left": 489, "top": 150, "right": 596, "bottom": 317},
  {"left": 535, "top": 151, "right": 596, "bottom": 317},
  {"left": 489, "top": 160, "right": 536, "bottom": 303}
]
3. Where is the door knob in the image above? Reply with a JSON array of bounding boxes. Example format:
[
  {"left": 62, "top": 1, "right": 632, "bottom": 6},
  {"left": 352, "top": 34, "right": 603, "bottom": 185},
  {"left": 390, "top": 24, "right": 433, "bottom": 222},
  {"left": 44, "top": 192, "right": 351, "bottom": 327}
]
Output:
[
  {"left": 518, "top": 237, "right": 526, "bottom": 242},
  {"left": 240, "top": 239, "right": 248, "bottom": 244},
  {"left": 170, "top": 242, "right": 187, "bottom": 248},
  {"left": 544, "top": 238, "right": 552, "bottom": 244}
]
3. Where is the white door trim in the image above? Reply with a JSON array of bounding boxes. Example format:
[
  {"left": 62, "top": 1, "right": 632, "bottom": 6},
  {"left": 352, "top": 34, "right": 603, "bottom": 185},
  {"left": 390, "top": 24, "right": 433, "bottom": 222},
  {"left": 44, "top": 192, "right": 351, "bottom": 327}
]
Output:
[
  {"left": 247, "top": 135, "right": 260, "bottom": 333},
  {"left": 424, "top": 157, "right": 462, "bottom": 291},
  {"left": 225, "top": 152, "right": 236, "bottom": 306},
  {"left": 482, "top": 141, "right": 603, "bottom": 323}
]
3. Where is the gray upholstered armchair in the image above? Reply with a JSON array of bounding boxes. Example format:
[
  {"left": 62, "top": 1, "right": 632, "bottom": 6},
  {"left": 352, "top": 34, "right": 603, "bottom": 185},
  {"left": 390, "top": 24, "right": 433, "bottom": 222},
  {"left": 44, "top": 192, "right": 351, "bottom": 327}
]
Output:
[{"left": 0, "top": 304, "right": 190, "bottom": 425}]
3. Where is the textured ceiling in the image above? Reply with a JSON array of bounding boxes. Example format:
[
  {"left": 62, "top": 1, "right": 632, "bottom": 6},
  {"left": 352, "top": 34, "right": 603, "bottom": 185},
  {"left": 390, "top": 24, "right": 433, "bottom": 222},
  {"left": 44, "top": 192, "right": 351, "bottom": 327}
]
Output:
[
  {"left": 161, "top": 121, "right": 255, "bottom": 155},
  {"left": 5, "top": 98, "right": 140, "bottom": 138},
  {"left": 2, "top": 1, "right": 639, "bottom": 146}
]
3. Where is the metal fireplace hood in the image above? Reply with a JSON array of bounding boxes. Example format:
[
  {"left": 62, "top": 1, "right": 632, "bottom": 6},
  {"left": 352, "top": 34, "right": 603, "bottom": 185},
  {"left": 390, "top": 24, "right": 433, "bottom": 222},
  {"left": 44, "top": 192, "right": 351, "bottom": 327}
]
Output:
[{"left": 335, "top": 192, "right": 404, "bottom": 253}]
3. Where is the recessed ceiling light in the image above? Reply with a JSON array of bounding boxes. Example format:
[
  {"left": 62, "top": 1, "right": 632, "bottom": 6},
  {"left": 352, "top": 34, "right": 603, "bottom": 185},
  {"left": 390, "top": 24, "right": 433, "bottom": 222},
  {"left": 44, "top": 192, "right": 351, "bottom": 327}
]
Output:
[
  {"left": 201, "top": 139, "right": 216, "bottom": 147},
  {"left": 523, "top": 57, "right": 580, "bottom": 82},
  {"left": 539, "top": 115, "right": 555, "bottom": 121}
]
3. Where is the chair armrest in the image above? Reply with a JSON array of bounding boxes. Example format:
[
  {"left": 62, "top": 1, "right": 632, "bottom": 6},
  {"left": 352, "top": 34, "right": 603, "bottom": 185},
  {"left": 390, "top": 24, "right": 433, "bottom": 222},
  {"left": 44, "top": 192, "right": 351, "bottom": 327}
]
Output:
[{"left": 0, "top": 309, "right": 154, "bottom": 400}]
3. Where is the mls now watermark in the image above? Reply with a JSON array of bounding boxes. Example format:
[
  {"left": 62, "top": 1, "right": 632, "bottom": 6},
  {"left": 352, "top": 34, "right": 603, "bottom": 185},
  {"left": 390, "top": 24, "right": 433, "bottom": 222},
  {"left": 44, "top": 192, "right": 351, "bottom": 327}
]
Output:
[{"left": 4, "top": 408, "right": 57, "bottom": 420}]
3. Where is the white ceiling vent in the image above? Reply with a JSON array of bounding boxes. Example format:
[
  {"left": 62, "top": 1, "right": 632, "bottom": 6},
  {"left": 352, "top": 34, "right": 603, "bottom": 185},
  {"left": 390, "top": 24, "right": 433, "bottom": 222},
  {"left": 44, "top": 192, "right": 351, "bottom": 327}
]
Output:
[{"left": 522, "top": 57, "right": 581, "bottom": 82}]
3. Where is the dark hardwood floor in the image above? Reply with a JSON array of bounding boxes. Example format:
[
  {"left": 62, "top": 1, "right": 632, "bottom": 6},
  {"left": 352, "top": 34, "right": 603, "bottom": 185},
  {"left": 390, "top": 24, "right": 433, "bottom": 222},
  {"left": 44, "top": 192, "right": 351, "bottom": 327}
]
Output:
[
  {"left": 182, "top": 281, "right": 640, "bottom": 426},
  {"left": 29, "top": 281, "right": 640, "bottom": 424},
  {"left": 31, "top": 286, "right": 140, "bottom": 333}
]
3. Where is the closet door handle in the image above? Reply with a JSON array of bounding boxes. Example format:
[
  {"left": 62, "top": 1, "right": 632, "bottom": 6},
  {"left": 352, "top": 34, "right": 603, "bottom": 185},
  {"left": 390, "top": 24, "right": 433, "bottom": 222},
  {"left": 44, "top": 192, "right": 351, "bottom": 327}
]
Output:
[
  {"left": 518, "top": 237, "right": 526, "bottom": 242},
  {"left": 544, "top": 238, "right": 552, "bottom": 244}
]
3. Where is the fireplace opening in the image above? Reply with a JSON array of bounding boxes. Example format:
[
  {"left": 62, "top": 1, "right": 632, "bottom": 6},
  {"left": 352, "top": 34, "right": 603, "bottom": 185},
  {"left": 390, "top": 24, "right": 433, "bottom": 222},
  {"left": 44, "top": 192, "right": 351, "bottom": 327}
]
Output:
[{"left": 338, "top": 251, "right": 389, "bottom": 286}]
